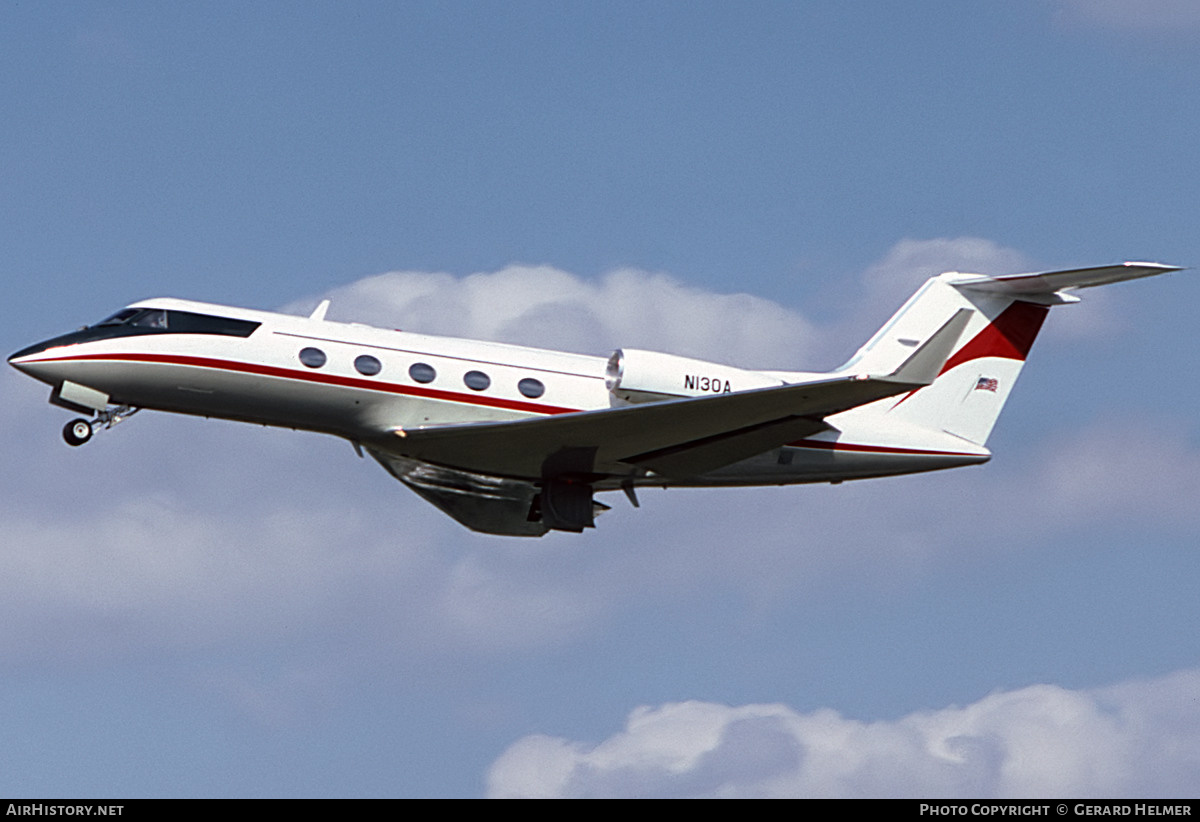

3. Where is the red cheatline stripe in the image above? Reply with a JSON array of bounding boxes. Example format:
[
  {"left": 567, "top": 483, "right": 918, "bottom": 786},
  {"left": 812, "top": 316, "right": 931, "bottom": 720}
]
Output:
[
  {"left": 26, "top": 352, "right": 583, "bottom": 416},
  {"left": 28, "top": 352, "right": 989, "bottom": 457},
  {"left": 787, "top": 438, "right": 984, "bottom": 458}
]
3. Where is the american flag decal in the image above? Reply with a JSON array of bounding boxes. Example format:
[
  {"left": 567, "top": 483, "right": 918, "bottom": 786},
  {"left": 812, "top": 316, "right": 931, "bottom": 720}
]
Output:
[{"left": 975, "top": 376, "right": 998, "bottom": 392}]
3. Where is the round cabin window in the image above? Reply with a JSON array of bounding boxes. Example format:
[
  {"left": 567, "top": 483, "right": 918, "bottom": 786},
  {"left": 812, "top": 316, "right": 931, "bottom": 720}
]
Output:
[
  {"left": 298, "top": 347, "right": 326, "bottom": 368},
  {"left": 517, "top": 377, "right": 545, "bottom": 398},
  {"left": 409, "top": 362, "right": 436, "bottom": 383},
  {"left": 354, "top": 355, "right": 382, "bottom": 376},
  {"left": 463, "top": 370, "right": 491, "bottom": 391}
]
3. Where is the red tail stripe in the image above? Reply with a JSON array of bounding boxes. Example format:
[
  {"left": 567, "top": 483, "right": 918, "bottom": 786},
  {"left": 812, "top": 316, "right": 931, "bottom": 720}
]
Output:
[
  {"left": 889, "top": 301, "right": 1049, "bottom": 409},
  {"left": 938, "top": 301, "right": 1049, "bottom": 376}
]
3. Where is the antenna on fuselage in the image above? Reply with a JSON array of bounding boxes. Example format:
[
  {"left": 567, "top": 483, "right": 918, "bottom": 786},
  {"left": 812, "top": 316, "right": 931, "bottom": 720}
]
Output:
[{"left": 309, "top": 299, "right": 331, "bottom": 321}]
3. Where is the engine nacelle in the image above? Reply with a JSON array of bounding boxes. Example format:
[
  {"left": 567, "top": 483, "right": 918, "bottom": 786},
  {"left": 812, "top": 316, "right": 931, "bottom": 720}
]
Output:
[{"left": 605, "top": 348, "right": 784, "bottom": 403}]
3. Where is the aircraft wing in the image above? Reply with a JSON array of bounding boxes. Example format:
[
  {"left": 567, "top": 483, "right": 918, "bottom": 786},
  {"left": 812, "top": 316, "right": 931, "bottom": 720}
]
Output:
[{"left": 369, "top": 309, "right": 971, "bottom": 482}]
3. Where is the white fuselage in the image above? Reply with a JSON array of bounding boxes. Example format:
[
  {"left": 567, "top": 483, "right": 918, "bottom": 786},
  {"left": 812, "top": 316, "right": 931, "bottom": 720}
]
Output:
[{"left": 9, "top": 297, "right": 987, "bottom": 491}]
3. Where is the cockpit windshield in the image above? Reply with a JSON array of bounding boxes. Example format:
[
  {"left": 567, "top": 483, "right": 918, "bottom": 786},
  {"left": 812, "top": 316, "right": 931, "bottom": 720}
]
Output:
[
  {"left": 95, "top": 308, "right": 167, "bottom": 328},
  {"left": 96, "top": 308, "right": 141, "bottom": 326},
  {"left": 8, "top": 305, "right": 261, "bottom": 362},
  {"left": 91, "top": 308, "right": 259, "bottom": 337},
  {"left": 134, "top": 309, "right": 168, "bottom": 328}
]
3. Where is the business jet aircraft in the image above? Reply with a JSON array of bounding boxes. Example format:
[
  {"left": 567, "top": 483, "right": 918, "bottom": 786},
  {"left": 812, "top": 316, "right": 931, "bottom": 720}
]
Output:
[{"left": 8, "top": 262, "right": 1181, "bottom": 536}]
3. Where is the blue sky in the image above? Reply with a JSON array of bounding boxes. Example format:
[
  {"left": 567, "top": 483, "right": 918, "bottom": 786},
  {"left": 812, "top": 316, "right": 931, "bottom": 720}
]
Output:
[{"left": 3, "top": 1, "right": 1199, "bottom": 797}]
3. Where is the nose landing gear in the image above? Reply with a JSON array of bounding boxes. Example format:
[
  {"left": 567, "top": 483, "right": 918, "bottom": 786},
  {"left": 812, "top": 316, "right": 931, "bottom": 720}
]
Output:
[
  {"left": 63, "top": 419, "right": 93, "bottom": 446},
  {"left": 60, "top": 405, "right": 139, "bottom": 447}
]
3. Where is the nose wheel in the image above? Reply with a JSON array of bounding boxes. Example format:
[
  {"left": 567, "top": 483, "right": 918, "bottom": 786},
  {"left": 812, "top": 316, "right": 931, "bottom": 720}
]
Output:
[
  {"left": 63, "top": 418, "right": 94, "bottom": 446},
  {"left": 60, "top": 405, "right": 139, "bottom": 447}
]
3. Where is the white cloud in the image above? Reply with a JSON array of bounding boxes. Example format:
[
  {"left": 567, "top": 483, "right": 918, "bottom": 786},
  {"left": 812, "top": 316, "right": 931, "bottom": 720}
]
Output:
[
  {"left": 294, "top": 238, "right": 1062, "bottom": 373},
  {"left": 830, "top": 237, "right": 1142, "bottom": 360},
  {"left": 486, "top": 668, "right": 1200, "bottom": 797},
  {"left": 290, "top": 264, "right": 818, "bottom": 369},
  {"left": 1031, "top": 416, "right": 1200, "bottom": 528},
  {"left": 856, "top": 237, "right": 1031, "bottom": 323},
  {"left": 1054, "top": 0, "right": 1200, "bottom": 34}
]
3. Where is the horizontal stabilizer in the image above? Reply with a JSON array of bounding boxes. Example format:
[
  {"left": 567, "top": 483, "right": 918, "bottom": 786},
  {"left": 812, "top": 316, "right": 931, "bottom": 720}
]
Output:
[{"left": 948, "top": 262, "right": 1183, "bottom": 295}]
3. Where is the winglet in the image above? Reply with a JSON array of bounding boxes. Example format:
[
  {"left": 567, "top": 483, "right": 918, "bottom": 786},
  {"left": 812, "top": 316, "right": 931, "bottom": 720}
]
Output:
[{"left": 881, "top": 308, "right": 972, "bottom": 386}]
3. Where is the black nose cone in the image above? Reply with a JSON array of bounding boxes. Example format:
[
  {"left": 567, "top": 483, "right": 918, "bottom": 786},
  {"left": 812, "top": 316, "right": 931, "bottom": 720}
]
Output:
[
  {"left": 9, "top": 327, "right": 106, "bottom": 365},
  {"left": 9, "top": 339, "right": 54, "bottom": 363}
]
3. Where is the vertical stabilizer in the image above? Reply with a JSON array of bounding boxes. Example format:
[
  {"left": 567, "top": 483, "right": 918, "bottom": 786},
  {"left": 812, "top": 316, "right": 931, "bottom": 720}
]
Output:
[
  {"left": 876, "top": 287, "right": 1049, "bottom": 446},
  {"left": 828, "top": 262, "right": 1181, "bottom": 448}
]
